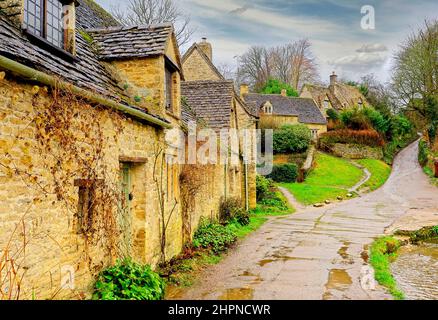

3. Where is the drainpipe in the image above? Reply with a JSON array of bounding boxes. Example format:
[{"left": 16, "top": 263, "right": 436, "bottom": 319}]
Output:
[
  {"left": 244, "top": 162, "right": 249, "bottom": 211},
  {"left": 0, "top": 55, "right": 172, "bottom": 129}
]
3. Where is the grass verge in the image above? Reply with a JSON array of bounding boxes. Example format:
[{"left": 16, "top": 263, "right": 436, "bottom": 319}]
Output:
[
  {"left": 356, "top": 159, "right": 392, "bottom": 191},
  {"left": 369, "top": 237, "right": 404, "bottom": 300},
  {"left": 281, "top": 153, "right": 363, "bottom": 205}
]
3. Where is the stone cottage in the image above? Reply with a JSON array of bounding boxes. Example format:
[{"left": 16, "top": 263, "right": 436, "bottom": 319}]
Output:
[
  {"left": 180, "top": 39, "right": 258, "bottom": 238},
  {"left": 300, "top": 72, "right": 369, "bottom": 116},
  {"left": 0, "top": 0, "right": 186, "bottom": 299},
  {"left": 241, "top": 87, "right": 327, "bottom": 139}
]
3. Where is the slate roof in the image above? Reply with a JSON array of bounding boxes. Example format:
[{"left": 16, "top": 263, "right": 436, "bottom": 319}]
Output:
[
  {"left": 181, "top": 80, "right": 235, "bottom": 132},
  {"left": 76, "top": 0, "right": 120, "bottom": 29},
  {"left": 0, "top": 0, "right": 170, "bottom": 125},
  {"left": 88, "top": 24, "right": 174, "bottom": 61},
  {"left": 244, "top": 94, "right": 327, "bottom": 125}
]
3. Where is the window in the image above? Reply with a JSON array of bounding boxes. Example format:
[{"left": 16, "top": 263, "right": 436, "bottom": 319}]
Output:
[
  {"left": 311, "top": 129, "right": 319, "bottom": 139},
  {"left": 23, "top": 0, "right": 68, "bottom": 50},
  {"left": 323, "top": 99, "right": 330, "bottom": 110},
  {"left": 165, "top": 67, "right": 173, "bottom": 111},
  {"left": 263, "top": 103, "right": 273, "bottom": 114}
]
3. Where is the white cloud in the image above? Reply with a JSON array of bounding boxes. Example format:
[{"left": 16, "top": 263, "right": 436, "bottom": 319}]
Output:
[
  {"left": 328, "top": 52, "right": 388, "bottom": 72},
  {"left": 356, "top": 43, "right": 388, "bottom": 53}
]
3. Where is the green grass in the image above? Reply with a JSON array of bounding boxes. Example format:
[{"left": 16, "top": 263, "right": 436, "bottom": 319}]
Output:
[
  {"left": 281, "top": 153, "right": 363, "bottom": 205},
  {"left": 369, "top": 237, "right": 405, "bottom": 300},
  {"left": 253, "top": 190, "right": 295, "bottom": 216},
  {"left": 356, "top": 159, "right": 391, "bottom": 191}
]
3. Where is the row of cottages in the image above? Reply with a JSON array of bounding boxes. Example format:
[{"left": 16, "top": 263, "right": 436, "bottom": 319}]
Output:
[
  {"left": 239, "top": 85, "right": 328, "bottom": 139},
  {"left": 300, "top": 72, "right": 369, "bottom": 117},
  {"left": 0, "top": 0, "right": 255, "bottom": 299}
]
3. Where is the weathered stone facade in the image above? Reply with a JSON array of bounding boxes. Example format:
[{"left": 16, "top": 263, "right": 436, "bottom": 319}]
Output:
[
  {"left": 0, "top": 76, "right": 182, "bottom": 299},
  {"left": 0, "top": 0, "right": 22, "bottom": 27}
]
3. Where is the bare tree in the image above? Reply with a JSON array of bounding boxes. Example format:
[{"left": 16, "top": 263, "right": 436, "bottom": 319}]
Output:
[
  {"left": 237, "top": 46, "right": 273, "bottom": 91},
  {"left": 392, "top": 20, "right": 438, "bottom": 121},
  {"left": 216, "top": 62, "right": 236, "bottom": 80},
  {"left": 237, "top": 40, "right": 319, "bottom": 92},
  {"left": 111, "top": 0, "right": 195, "bottom": 46}
]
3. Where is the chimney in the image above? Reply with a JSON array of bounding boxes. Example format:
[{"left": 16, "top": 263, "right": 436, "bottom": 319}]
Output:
[
  {"left": 281, "top": 89, "right": 287, "bottom": 97},
  {"left": 198, "top": 37, "right": 213, "bottom": 61},
  {"left": 240, "top": 84, "right": 249, "bottom": 99},
  {"left": 329, "top": 71, "right": 337, "bottom": 94}
]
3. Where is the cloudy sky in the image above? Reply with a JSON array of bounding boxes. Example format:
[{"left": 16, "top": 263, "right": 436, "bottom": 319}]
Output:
[{"left": 95, "top": 0, "right": 438, "bottom": 84}]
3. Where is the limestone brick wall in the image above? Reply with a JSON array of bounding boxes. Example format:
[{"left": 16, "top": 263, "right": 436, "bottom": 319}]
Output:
[
  {"left": 259, "top": 114, "right": 299, "bottom": 129},
  {"left": 182, "top": 49, "right": 222, "bottom": 81},
  {"left": 0, "top": 77, "right": 182, "bottom": 300}
]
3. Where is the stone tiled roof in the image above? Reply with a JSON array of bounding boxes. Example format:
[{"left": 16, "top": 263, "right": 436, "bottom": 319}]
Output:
[
  {"left": 88, "top": 24, "right": 174, "bottom": 61},
  {"left": 302, "top": 83, "right": 367, "bottom": 111},
  {"left": 0, "top": 1, "right": 169, "bottom": 124},
  {"left": 181, "top": 80, "right": 235, "bottom": 132},
  {"left": 244, "top": 94, "right": 327, "bottom": 125},
  {"left": 76, "top": 0, "right": 120, "bottom": 29}
]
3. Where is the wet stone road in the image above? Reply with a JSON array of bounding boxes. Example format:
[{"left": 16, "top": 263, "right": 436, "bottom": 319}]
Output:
[{"left": 169, "top": 141, "right": 438, "bottom": 300}]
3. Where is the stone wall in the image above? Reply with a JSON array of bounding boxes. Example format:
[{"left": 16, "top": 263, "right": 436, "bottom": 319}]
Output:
[
  {"left": 0, "top": 76, "right": 183, "bottom": 299},
  {"left": 329, "top": 143, "right": 383, "bottom": 160}
]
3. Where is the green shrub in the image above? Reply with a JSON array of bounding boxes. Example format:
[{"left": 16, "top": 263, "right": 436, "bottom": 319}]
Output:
[
  {"left": 340, "top": 108, "right": 371, "bottom": 130},
  {"left": 256, "top": 175, "right": 272, "bottom": 201},
  {"left": 363, "top": 107, "right": 390, "bottom": 134},
  {"left": 268, "top": 164, "right": 298, "bottom": 183},
  {"left": 326, "top": 108, "right": 339, "bottom": 121},
  {"left": 390, "top": 116, "right": 413, "bottom": 138},
  {"left": 93, "top": 259, "right": 165, "bottom": 300},
  {"left": 259, "top": 79, "right": 298, "bottom": 97},
  {"left": 273, "top": 124, "right": 312, "bottom": 154},
  {"left": 233, "top": 210, "right": 250, "bottom": 226},
  {"left": 219, "top": 197, "right": 244, "bottom": 224},
  {"left": 193, "top": 220, "right": 237, "bottom": 253},
  {"left": 418, "top": 139, "right": 430, "bottom": 167}
]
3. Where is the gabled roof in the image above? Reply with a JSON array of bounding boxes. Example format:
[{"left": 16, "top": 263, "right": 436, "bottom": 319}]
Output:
[
  {"left": 244, "top": 94, "right": 327, "bottom": 125},
  {"left": 88, "top": 23, "right": 174, "bottom": 61},
  {"left": 301, "top": 83, "right": 368, "bottom": 110},
  {"left": 181, "top": 80, "right": 235, "bottom": 132},
  {"left": 182, "top": 43, "right": 225, "bottom": 81},
  {"left": 0, "top": 0, "right": 169, "bottom": 125}
]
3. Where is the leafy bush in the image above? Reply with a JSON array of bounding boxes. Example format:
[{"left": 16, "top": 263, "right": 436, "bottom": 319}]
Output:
[
  {"left": 273, "top": 124, "right": 312, "bottom": 154},
  {"left": 233, "top": 210, "right": 250, "bottom": 226},
  {"left": 418, "top": 139, "right": 430, "bottom": 167},
  {"left": 319, "top": 129, "right": 385, "bottom": 148},
  {"left": 256, "top": 175, "right": 272, "bottom": 201},
  {"left": 193, "top": 220, "right": 237, "bottom": 253},
  {"left": 390, "top": 116, "right": 413, "bottom": 138},
  {"left": 93, "top": 259, "right": 165, "bottom": 300},
  {"left": 268, "top": 164, "right": 298, "bottom": 183},
  {"left": 219, "top": 197, "right": 244, "bottom": 224},
  {"left": 363, "top": 107, "right": 390, "bottom": 134},
  {"left": 340, "top": 108, "right": 372, "bottom": 130},
  {"left": 259, "top": 79, "right": 298, "bottom": 97},
  {"left": 326, "top": 108, "right": 339, "bottom": 121}
]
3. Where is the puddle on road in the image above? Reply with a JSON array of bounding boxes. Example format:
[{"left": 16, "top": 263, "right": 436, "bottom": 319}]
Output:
[
  {"left": 219, "top": 288, "right": 254, "bottom": 300},
  {"left": 338, "top": 242, "right": 351, "bottom": 260},
  {"left": 323, "top": 269, "right": 353, "bottom": 300}
]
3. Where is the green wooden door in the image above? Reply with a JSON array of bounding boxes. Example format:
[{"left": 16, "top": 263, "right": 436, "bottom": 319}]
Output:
[{"left": 119, "top": 163, "right": 132, "bottom": 256}]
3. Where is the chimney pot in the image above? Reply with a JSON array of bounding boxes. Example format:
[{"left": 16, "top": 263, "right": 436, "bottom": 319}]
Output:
[{"left": 240, "top": 84, "right": 249, "bottom": 99}]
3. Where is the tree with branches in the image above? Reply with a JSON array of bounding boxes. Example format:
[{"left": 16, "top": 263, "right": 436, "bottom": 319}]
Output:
[{"left": 111, "top": 0, "right": 195, "bottom": 46}]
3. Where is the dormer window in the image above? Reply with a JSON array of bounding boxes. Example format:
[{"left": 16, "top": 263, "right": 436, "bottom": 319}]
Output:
[
  {"left": 323, "top": 98, "right": 330, "bottom": 110},
  {"left": 358, "top": 99, "right": 363, "bottom": 108},
  {"left": 263, "top": 102, "right": 273, "bottom": 114},
  {"left": 23, "top": 0, "right": 76, "bottom": 55}
]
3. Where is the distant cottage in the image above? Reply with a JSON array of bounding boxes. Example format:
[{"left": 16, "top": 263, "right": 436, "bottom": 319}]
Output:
[
  {"left": 240, "top": 86, "right": 328, "bottom": 139},
  {"left": 300, "top": 72, "right": 368, "bottom": 117}
]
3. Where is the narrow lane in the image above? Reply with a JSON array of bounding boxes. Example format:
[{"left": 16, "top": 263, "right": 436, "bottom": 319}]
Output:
[{"left": 171, "top": 141, "right": 438, "bottom": 300}]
